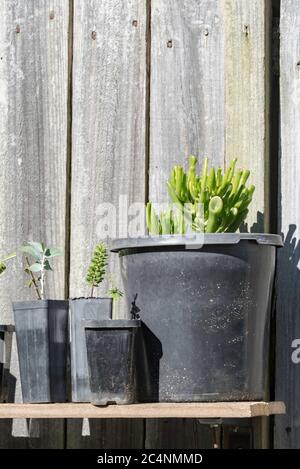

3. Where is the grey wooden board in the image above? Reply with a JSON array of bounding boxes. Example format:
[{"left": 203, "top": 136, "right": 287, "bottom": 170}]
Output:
[
  {"left": 148, "top": 0, "right": 225, "bottom": 449},
  {"left": 0, "top": 0, "right": 68, "bottom": 447},
  {"left": 68, "top": 0, "right": 147, "bottom": 448},
  {"left": 149, "top": 0, "right": 224, "bottom": 203},
  {"left": 223, "top": 0, "right": 271, "bottom": 231},
  {"left": 274, "top": 0, "right": 300, "bottom": 449}
]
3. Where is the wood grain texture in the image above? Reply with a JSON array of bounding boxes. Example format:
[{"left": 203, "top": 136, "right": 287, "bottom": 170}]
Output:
[
  {"left": 0, "top": 402, "right": 286, "bottom": 418},
  {"left": 274, "top": 0, "right": 300, "bottom": 449},
  {"left": 149, "top": 0, "right": 225, "bottom": 203},
  {"left": 68, "top": 0, "right": 147, "bottom": 448},
  {"left": 69, "top": 0, "right": 147, "bottom": 311},
  {"left": 0, "top": 0, "right": 69, "bottom": 448},
  {"left": 148, "top": 0, "right": 225, "bottom": 449},
  {"left": 223, "top": 0, "right": 271, "bottom": 231}
]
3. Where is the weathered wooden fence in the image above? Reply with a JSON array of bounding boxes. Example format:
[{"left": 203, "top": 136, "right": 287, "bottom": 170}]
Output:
[{"left": 0, "top": 0, "right": 298, "bottom": 448}]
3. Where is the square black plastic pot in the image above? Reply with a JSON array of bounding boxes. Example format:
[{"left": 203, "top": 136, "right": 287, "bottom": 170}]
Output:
[
  {"left": 13, "top": 300, "right": 68, "bottom": 403},
  {"left": 69, "top": 298, "right": 112, "bottom": 402},
  {"left": 0, "top": 325, "right": 14, "bottom": 402},
  {"left": 85, "top": 319, "right": 140, "bottom": 405}
]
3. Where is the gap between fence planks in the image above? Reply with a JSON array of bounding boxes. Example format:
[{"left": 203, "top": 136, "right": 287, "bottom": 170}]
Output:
[{"left": 0, "top": 402, "right": 286, "bottom": 419}]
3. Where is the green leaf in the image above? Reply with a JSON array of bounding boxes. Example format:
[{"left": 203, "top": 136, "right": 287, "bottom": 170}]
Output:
[
  {"left": 20, "top": 245, "right": 41, "bottom": 261},
  {"left": 0, "top": 262, "right": 6, "bottom": 276},
  {"left": 29, "top": 263, "right": 42, "bottom": 272},
  {"left": 28, "top": 242, "right": 44, "bottom": 253},
  {"left": 44, "top": 260, "right": 52, "bottom": 270},
  {"left": 45, "top": 247, "right": 62, "bottom": 258}
]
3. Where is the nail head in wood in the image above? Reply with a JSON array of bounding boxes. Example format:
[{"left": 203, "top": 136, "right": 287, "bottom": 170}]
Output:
[
  {"left": 91, "top": 31, "right": 97, "bottom": 40},
  {"left": 167, "top": 39, "right": 173, "bottom": 48},
  {"left": 15, "top": 25, "right": 20, "bottom": 34},
  {"left": 132, "top": 20, "right": 138, "bottom": 27},
  {"left": 49, "top": 11, "right": 55, "bottom": 20}
]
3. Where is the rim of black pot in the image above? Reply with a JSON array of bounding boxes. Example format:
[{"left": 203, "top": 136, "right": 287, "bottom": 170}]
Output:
[
  {"left": 111, "top": 233, "right": 283, "bottom": 252},
  {"left": 0, "top": 325, "right": 15, "bottom": 332},
  {"left": 12, "top": 299, "right": 68, "bottom": 310},
  {"left": 84, "top": 319, "right": 141, "bottom": 329},
  {"left": 69, "top": 297, "right": 112, "bottom": 301}
]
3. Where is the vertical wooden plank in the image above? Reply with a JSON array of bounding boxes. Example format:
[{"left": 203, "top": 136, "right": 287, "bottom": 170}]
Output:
[
  {"left": 275, "top": 0, "right": 300, "bottom": 449},
  {"left": 68, "top": 0, "right": 146, "bottom": 448},
  {"left": 149, "top": 0, "right": 225, "bottom": 203},
  {"left": 148, "top": 0, "right": 225, "bottom": 449},
  {"left": 224, "top": 0, "right": 271, "bottom": 231},
  {"left": 0, "top": 0, "right": 69, "bottom": 448}
]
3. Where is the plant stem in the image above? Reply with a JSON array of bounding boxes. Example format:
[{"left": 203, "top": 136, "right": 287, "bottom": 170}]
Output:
[
  {"left": 25, "top": 257, "right": 41, "bottom": 300},
  {"left": 40, "top": 253, "right": 45, "bottom": 300},
  {"left": 90, "top": 285, "right": 94, "bottom": 298}
]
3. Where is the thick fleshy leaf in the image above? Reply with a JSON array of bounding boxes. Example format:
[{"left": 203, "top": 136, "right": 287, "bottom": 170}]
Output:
[{"left": 29, "top": 263, "right": 42, "bottom": 272}]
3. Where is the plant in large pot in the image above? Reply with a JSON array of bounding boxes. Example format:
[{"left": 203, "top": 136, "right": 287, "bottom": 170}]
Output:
[
  {"left": 112, "top": 156, "right": 283, "bottom": 403},
  {"left": 12, "top": 242, "right": 68, "bottom": 403},
  {"left": 0, "top": 252, "right": 16, "bottom": 402},
  {"left": 69, "top": 243, "right": 113, "bottom": 402}
]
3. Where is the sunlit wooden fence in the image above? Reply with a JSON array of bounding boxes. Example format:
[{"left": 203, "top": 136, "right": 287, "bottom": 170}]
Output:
[{"left": 0, "top": 0, "right": 298, "bottom": 449}]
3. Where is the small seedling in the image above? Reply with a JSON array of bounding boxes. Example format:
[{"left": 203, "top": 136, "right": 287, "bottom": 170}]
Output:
[
  {"left": 20, "top": 242, "right": 62, "bottom": 300},
  {"left": 0, "top": 252, "right": 16, "bottom": 276},
  {"left": 108, "top": 280, "right": 123, "bottom": 318},
  {"left": 86, "top": 243, "right": 108, "bottom": 298}
]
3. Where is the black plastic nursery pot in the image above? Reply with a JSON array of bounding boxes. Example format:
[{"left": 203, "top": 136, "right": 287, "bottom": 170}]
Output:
[
  {"left": 112, "top": 233, "right": 283, "bottom": 403},
  {"left": 69, "top": 298, "right": 112, "bottom": 402},
  {"left": 0, "top": 325, "right": 14, "bottom": 402},
  {"left": 13, "top": 300, "right": 68, "bottom": 403},
  {"left": 85, "top": 319, "right": 140, "bottom": 405}
]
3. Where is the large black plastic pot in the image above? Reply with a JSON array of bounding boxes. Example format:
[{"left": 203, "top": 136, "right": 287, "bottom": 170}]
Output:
[
  {"left": 69, "top": 298, "right": 112, "bottom": 402},
  {"left": 112, "top": 234, "right": 283, "bottom": 402},
  {"left": 0, "top": 325, "right": 14, "bottom": 402},
  {"left": 85, "top": 319, "right": 140, "bottom": 405},
  {"left": 13, "top": 300, "right": 68, "bottom": 403}
]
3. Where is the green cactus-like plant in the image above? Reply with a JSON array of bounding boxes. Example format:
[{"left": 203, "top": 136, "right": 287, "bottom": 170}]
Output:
[
  {"left": 86, "top": 243, "right": 108, "bottom": 298},
  {"left": 146, "top": 156, "right": 255, "bottom": 234},
  {"left": 0, "top": 252, "right": 16, "bottom": 276}
]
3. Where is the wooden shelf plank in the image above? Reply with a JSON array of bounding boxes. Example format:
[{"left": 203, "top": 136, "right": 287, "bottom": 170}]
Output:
[{"left": 0, "top": 402, "right": 285, "bottom": 419}]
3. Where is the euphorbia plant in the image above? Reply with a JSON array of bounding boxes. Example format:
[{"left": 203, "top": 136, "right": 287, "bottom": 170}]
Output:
[
  {"left": 146, "top": 156, "right": 255, "bottom": 234},
  {"left": 20, "top": 242, "right": 62, "bottom": 300}
]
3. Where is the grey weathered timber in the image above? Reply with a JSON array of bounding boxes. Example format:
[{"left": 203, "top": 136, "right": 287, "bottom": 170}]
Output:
[
  {"left": 223, "top": 0, "right": 271, "bottom": 231},
  {"left": 149, "top": 0, "right": 224, "bottom": 203},
  {"left": 0, "top": 0, "right": 69, "bottom": 448},
  {"left": 68, "top": 0, "right": 146, "bottom": 447},
  {"left": 274, "top": 0, "right": 300, "bottom": 449},
  {"left": 148, "top": 0, "right": 225, "bottom": 448}
]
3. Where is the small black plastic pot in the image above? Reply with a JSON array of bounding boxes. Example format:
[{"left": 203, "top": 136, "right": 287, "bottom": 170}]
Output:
[
  {"left": 13, "top": 300, "right": 68, "bottom": 403},
  {"left": 85, "top": 319, "right": 140, "bottom": 405},
  {"left": 69, "top": 298, "right": 112, "bottom": 402},
  {"left": 0, "top": 325, "right": 14, "bottom": 402},
  {"left": 112, "top": 233, "right": 283, "bottom": 402}
]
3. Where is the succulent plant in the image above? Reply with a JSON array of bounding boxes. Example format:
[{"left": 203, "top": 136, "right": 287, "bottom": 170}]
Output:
[
  {"left": 0, "top": 252, "right": 16, "bottom": 276},
  {"left": 20, "top": 242, "right": 62, "bottom": 299},
  {"left": 86, "top": 243, "right": 108, "bottom": 298},
  {"left": 146, "top": 156, "right": 255, "bottom": 234}
]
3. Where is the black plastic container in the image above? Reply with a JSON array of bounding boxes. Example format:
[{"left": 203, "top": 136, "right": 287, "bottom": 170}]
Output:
[
  {"left": 69, "top": 298, "right": 112, "bottom": 402},
  {"left": 85, "top": 319, "right": 140, "bottom": 405},
  {"left": 0, "top": 325, "right": 14, "bottom": 402},
  {"left": 112, "top": 234, "right": 283, "bottom": 402},
  {"left": 13, "top": 300, "right": 68, "bottom": 403}
]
